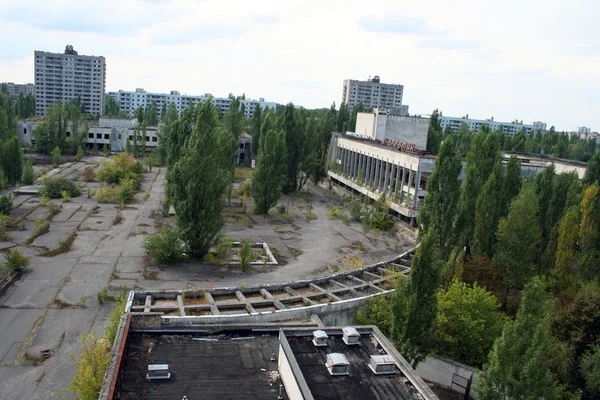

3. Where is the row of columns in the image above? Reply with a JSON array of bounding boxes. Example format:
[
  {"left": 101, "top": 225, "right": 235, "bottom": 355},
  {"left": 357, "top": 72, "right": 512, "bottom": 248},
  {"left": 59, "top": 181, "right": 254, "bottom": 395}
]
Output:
[{"left": 335, "top": 147, "right": 422, "bottom": 209}]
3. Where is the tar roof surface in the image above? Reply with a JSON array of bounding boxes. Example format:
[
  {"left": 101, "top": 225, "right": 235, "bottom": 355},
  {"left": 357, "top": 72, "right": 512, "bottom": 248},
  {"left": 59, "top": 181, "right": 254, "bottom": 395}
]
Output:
[
  {"left": 114, "top": 331, "right": 286, "bottom": 400},
  {"left": 287, "top": 334, "right": 424, "bottom": 400}
]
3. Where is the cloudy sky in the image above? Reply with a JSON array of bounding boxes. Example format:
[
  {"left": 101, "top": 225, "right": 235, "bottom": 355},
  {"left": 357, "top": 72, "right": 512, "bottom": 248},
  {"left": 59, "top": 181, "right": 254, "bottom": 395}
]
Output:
[{"left": 0, "top": 0, "right": 598, "bottom": 131}]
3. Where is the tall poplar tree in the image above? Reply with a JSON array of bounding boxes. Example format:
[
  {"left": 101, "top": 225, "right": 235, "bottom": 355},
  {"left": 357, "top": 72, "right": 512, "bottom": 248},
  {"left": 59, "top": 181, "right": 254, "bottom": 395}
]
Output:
[
  {"left": 170, "top": 101, "right": 231, "bottom": 257},
  {"left": 473, "top": 163, "right": 502, "bottom": 258},
  {"left": 578, "top": 184, "right": 600, "bottom": 281},
  {"left": 252, "top": 125, "right": 287, "bottom": 214},
  {"left": 391, "top": 230, "right": 442, "bottom": 367},
  {"left": 476, "top": 278, "right": 557, "bottom": 399},
  {"left": 426, "top": 109, "right": 442, "bottom": 154}
]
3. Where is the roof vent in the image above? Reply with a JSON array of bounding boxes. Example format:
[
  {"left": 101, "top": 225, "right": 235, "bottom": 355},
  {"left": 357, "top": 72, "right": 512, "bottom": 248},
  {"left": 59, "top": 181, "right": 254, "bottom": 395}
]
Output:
[
  {"left": 147, "top": 364, "right": 171, "bottom": 380},
  {"left": 312, "top": 330, "right": 329, "bottom": 347},
  {"left": 342, "top": 327, "right": 360, "bottom": 345},
  {"left": 368, "top": 355, "right": 397, "bottom": 375},
  {"left": 326, "top": 353, "right": 350, "bottom": 376}
]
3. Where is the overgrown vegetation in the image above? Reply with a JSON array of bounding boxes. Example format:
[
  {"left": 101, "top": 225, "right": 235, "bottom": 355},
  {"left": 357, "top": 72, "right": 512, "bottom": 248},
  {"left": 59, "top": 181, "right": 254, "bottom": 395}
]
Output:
[
  {"left": 0, "top": 194, "right": 12, "bottom": 215},
  {"left": 142, "top": 227, "right": 185, "bottom": 264},
  {"left": 3, "top": 249, "right": 30, "bottom": 271},
  {"left": 95, "top": 153, "right": 144, "bottom": 204},
  {"left": 40, "top": 177, "right": 81, "bottom": 199}
]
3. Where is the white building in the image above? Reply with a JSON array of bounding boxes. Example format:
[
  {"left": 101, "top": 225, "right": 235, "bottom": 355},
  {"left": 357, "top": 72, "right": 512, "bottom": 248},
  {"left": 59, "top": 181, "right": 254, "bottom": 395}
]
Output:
[
  {"left": 2, "top": 82, "right": 35, "bottom": 99},
  {"left": 34, "top": 45, "right": 106, "bottom": 117},
  {"left": 342, "top": 76, "right": 408, "bottom": 115},
  {"left": 439, "top": 114, "right": 547, "bottom": 135},
  {"left": 353, "top": 108, "right": 429, "bottom": 150},
  {"left": 578, "top": 126, "right": 592, "bottom": 135},
  {"left": 107, "top": 88, "right": 276, "bottom": 120}
]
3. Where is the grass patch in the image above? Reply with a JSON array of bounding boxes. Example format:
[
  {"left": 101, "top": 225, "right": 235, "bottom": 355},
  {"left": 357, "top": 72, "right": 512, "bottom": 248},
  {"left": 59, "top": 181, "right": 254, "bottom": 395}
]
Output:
[
  {"left": 41, "top": 232, "right": 76, "bottom": 257},
  {"left": 302, "top": 212, "right": 317, "bottom": 220},
  {"left": 222, "top": 211, "right": 250, "bottom": 224},
  {"left": 234, "top": 168, "right": 253, "bottom": 180},
  {"left": 281, "top": 213, "right": 295, "bottom": 222}
]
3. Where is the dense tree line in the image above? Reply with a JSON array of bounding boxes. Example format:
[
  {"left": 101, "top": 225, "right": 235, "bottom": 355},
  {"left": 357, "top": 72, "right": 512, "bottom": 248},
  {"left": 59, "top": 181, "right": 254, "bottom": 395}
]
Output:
[
  {"left": 377, "top": 119, "right": 600, "bottom": 398},
  {"left": 0, "top": 90, "right": 23, "bottom": 187}
]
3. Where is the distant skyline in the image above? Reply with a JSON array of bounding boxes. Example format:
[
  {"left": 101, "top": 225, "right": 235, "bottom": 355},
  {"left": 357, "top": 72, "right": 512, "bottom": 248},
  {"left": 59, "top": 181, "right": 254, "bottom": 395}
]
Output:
[{"left": 0, "top": 0, "right": 598, "bottom": 131}]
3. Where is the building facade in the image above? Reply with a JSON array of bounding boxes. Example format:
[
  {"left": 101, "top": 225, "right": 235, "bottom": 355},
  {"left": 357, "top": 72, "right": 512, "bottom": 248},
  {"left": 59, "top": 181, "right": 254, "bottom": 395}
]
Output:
[
  {"left": 342, "top": 76, "right": 408, "bottom": 115},
  {"left": 439, "top": 114, "right": 547, "bottom": 135},
  {"left": 354, "top": 109, "right": 430, "bottom": 150},
  {"left": 34, "top": 45, "right": 106, "bottom": 117},
  {"left": 107, "top": 88, "right": 276, "bottom": 120},
  {"left": 2, "top": 82, "right": 35, "bottom": 99}
]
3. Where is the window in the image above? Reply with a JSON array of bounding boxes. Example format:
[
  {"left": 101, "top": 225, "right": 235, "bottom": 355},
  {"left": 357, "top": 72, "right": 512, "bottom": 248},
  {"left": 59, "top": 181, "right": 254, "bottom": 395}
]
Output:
[
  {"left": 66, "top": 131, "right": 71, "bottom": 137},
  {"left": 129, "top": 135, "right": 133, "bottom": 141},
  {"left": 89, "top": 133, "right": 94, "bottom": 139},
  {"left": 96, "top": 133, "right": 102, "bottom": 139},
  {"left": 104, "top": 134, "right": 110, "bottom": 140},
  {"left": 23, "top": 128, "right": 27, "bottom": 135},
  {"left": 146, "top": 136, "right": 150, "bottom": 142},
  {"left": 119, "top": 134, "right": 122, "bottom": 140},
  {"left": 152, "top": 137, "right": 158, "bottom": 142}
]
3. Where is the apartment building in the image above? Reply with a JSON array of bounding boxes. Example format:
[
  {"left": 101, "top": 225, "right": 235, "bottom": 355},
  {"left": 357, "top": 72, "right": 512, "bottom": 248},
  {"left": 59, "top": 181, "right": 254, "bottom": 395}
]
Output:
[
  {"left": 439, "top": 114, "right": 547, "bottom": 135},
  {"left": 342, "top": 76, "right": 408, "bottom": 115},
  {"left": 2, "top": 82, "right": 35, "bottom": 99},
  {"left": 108, "top": 88, "right": 276, "bottom": 119},
  {"left": 34, "top": 45, "right": 106, "bottom": 117}
]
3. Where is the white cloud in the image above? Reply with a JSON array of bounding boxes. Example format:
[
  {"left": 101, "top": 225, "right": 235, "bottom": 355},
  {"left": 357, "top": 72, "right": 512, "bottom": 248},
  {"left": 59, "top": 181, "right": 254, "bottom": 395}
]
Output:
[{"left": 0, "top": 0, "right": 599, "bottom": 131}]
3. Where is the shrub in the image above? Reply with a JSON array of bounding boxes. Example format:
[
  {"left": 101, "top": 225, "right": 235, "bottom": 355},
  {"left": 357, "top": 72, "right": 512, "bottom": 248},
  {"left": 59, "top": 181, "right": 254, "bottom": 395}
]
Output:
[
  {"left": 52, "top": 146, "right": 62, "bottom": 167},
  {"left": 95, "top": 184, "right": 117, "bottom": 203},
  {"left": 0, "top": 194, "right": 13, "bottom": 215},
  {"left": 0, "top": 169, "right": 7, "bottom": 189},
  {"left": 356, "top": 295, "right": 393, "bottom": 337},
  {"left": 0, "top": 214, "right": 9, "bottom": 240},
  {"left": 97, "top": 153, "right": 143, "bottom": 185},
  {"left": 41, "top": 177, "right": 81, "bottom": 199},
  {"left": 75, "top": 146, "right": 84, "bottom": 161},
  {"left": 22, "top": 158, "right": 35, "bottom": 185},
  {"left": 327, "top": 206, "right": 343, "bottom": 220},
  {"left": 143, "top": 227, "right": 185, "bottom": 264},
  {"left": 97, "top": 287, "right": 109, "bottom": 305},
  {"left": 303, "top": 212, "right": 317, "bottom": 220},
  {"left": 117, "top": 179, "right": 136, "bottom": 204},
  {"left": 238, "top": 239, "right": 255, "bottom": 272},
  {"left": 61, "top": 190, "right": 71, "bottom": 202},
  {"left": 3, "top": 249, "right": 30, "bottom": 271},
  {"left": 82, "top": 167, "right": 96, "bottom": 182},
  {"left": 215, "top": 237, "right": 233, "bottom": 259},
  {"left": 39, "top": 194, "right": 50, "bottom": 206}
]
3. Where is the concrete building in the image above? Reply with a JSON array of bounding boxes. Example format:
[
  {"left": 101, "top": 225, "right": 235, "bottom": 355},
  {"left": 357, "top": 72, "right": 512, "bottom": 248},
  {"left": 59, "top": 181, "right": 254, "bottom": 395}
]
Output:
[
  {"left": 327, "top": 134, "right": 436, "bottom": 224},
  {"left": 16, "top": 117, "right": 157, "bottom": 152},
  {"left": 354, "top": 108, "right": 430, "bottom": 150},
  {"left": 439, "top": 114, "right": 547, "bottom": 135},
  {"left": 342, "top": 76, "right": 408, "bottom": 115},
  {"left": 34, "top": 45, "right": 106, "bottom": 117},
  {"left": 108, "top": 88, "right": 276, "bottom": 120},
  {"left": 578, "top": 126, "right": 592, "bottom": 135},
  {"left": 2, "top": 82, "right": 35, "bottom": 99}
]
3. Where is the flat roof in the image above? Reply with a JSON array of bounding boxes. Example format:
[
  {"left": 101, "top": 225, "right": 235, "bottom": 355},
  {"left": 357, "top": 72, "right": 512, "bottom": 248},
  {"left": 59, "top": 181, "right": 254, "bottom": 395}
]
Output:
[
  {"left": 283, "top": 330, "right": 428, "bottom": 400},
  {"left": 113, "top": 331, "right": 286, "bottom": 400}
]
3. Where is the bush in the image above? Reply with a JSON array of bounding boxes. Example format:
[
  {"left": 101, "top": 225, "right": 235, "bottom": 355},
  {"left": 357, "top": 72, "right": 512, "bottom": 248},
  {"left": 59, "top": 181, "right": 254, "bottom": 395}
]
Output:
[
  {"left": 143, "top": 227, "right": 185, "bottom": 264},
  {"left": 61, "top": 190, "right": 71, "bottom": 202},
  {"left": 52, "top": 146, "right": 62, "bottom": 167},
  {"left": 238, "top": 239, "right": 255, "bottom": 272},
  {"left": 215, "top": 237, "right": 233, "bottom": 259},
  {"left": 3, "top": 249, "right": 30, "bottom": 271},
  {"left": 22, "top": 158, "right": 35, "bottom": 185},
  {"left": 117, "top": 179, "right": 136, "bottom": 204},
  {"left": 0, "top": 194, "right": 12, "bottom": 215},
  {"left": 40, "top": 177, "right": 81, "bottom": 199},
  {"left": 0, "top": 214, "right": 9, "bottom": 240},
  {"left": 97, "top": 153, "right": 143, "bottom": 185},
  {"left": 327, "top": 206, "right": 343, "bottom": 219},
  {"left": 82, "top": 167, "right": 96, "bottom": 182},
  {"left": 0, "top": 169, "right": 7, "bottom": 189},
  {"left": 75, "top": 146, "right": 84, "bottom": 161},
  {"left": 95, "top": 184, "right": 117, "bottom": 203},
  {"left": 356, "top": 295, "right": 393, "bottom": 337}
]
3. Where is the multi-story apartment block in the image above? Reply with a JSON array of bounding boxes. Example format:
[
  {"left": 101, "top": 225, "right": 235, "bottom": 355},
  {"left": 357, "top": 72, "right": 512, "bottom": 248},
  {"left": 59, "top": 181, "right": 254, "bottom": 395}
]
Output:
[
  {"left": 2, "top": 82, "right": 35, "bottom": 99},
  {"left": 107, "top": 88, "right": 276, "bottom": 120},
  {"left": 342, "top": 76, "right": 408, "bottom": 115},
  {"left": 439, "top": 114, "right": 547, "bottom": 135},
  {"left": 34, "top": 45, "right": 106, "bottom": 117}
]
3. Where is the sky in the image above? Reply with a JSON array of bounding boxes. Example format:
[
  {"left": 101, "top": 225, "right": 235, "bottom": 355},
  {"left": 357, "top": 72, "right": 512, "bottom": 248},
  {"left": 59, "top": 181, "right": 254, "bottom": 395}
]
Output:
[{"left": 0, "top": 0, "right": 598, "bottom": 131}]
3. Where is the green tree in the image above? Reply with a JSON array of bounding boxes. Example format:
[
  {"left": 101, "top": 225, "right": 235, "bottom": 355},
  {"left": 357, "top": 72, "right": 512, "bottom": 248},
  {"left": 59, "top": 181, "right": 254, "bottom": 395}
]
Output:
[
  {"left": 435, "top": 280, "right": 507, "bottom": 368},
  {"left": 554, "top": 207, "right": 580, "bottom": 279},
  {"left": 281, "top": 103, "right": 307, "bottom": 193},
  {"left": 252, "top": 125, "right": 287, "bottom": 214},
  {"left": 103, "top": 95, "right": 122, "bottom": 117},
  {"left": 356, "top": 294, "right": 393, "bottom": 337},
  {"left": 493, "top": 184, "right": 541, "bottom": 308},
  {"left": 501, "top": 155, "right": 521, "bottom": 216},
  {"left": 64, "top": 331, "right": 110, "bottom": 400},
  {"left": 473, "top": 163, "right": 502, "bottom": 258},
  {"left": 0, "top": 137, "right": 23, "bottom": 184},
  {"left": 418, "top": 136, "right": 462, "bottom": 257},
  {"left": 76, "top": 146, "right": 84, "bottom": 161},
  {"left": 476, "top": 278, "right": 557, "bottom": 400},
  {"left": 169, "top": 101, "right": 231, "bottom": 257},
  {"left": 52, "top": 146, "right": 62, "bottom": 167},
  {"left": 426, "top": 109, "right": 442, "bottom": 153},
  {"left": 584, "top": 153, "right": 600, "bottom": 187},
  {"left": 33, "top": 101, "right": 68, "bottom": 153},
  {"left": 391, "top": 230, "right": 442, "bottom": 367},
  {"left": 580, "top": 345, "right": 600, "bottom": 395},
  {"left": 250, "top": 104, "right": 262, "bottom": 158},
  {"left": 134, "top": 106, "right": 145, "bottom": 123},
  {"left": 146, "top": 101, "right": 159, "bottom": 126},
  {"left": 21, "top": 157, "right": 34, "bottom": 185},
  {"left": 223, "top": 97, "right": 247, "bottom": 205},
  {"left": 578, "top": 184, "right": 600, "bottom": 281}
]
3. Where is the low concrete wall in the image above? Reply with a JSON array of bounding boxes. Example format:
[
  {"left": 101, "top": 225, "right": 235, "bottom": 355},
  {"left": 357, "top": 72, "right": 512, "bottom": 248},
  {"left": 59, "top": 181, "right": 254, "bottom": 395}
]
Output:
[{"left": 415, "top": 355, "right": 479, "bottom": 397}]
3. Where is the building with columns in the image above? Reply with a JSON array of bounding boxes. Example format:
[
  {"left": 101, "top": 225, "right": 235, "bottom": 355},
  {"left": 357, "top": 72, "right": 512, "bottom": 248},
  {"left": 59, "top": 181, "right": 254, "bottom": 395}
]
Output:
[{"left": 327, "top": 134, "right": 435, "bottom": 225}]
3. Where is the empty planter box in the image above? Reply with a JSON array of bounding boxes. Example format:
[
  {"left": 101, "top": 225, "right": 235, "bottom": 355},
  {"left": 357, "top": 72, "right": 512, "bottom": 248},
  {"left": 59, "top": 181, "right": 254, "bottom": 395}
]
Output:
[
  {"left": 312, "top": 330, "right": 329, "bottom": 347},
  {"left": 326, "top": 353, "right": 350, "bottom": 376},
  {"left": 342, "top": 327, "right": 360, "bottom": 345}
]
